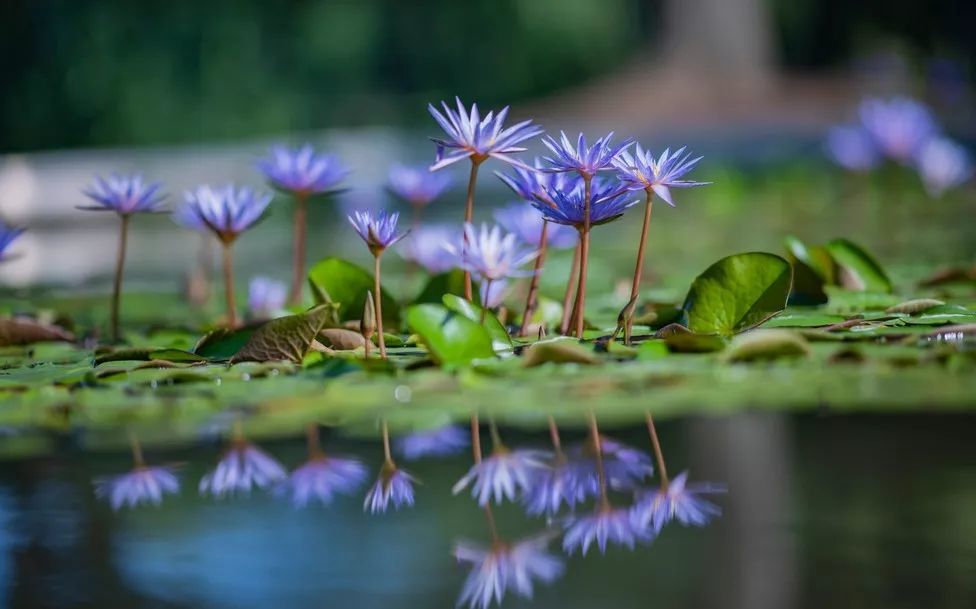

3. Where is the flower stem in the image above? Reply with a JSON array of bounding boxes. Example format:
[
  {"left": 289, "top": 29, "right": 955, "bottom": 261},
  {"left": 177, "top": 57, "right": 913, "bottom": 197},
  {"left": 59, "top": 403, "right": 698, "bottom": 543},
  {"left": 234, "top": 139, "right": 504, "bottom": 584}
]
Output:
[
  {"left": 306, "top": 423, "right": 324, "bottom": 459},
  {"left": 588, "top": 411, "right": 610, "bottom": 509},
  {"left": 110, "top": 214, "right": 130, "bottom": 342},
  {"left": 560, "top": 242, "right": 581, "bottom": 335},
  {"left": 128, "top": 429, "right": 144, "bottom": 468},
  {"left": 462, "top": 159, "right": 483, "bottom": 301},
  {"left": 288, "top": 192, "right": 308, "bottom": 307},
  {"left": 373, "top": 254, "right": 387, "bottom": 358},
  {"left": 623, "top": 191, "right": 654, "bottom": 344},
  {"left": 519, "top": 220, "right": 549, "bottom": 336},
  {"left": 573, "top": 175, "right": 593, "bottom": 338},
  {"left": 480, "top": 279, "right": 493, "bottom": 324},
  {"left": 645, "top": 411, "right": 669, "bottom": 490},
  {"left": 221, "top": 241, "right": 237, "bottom": 328},
  {"left": 470, "top": 415, "right": 482, "bottom": 464}
]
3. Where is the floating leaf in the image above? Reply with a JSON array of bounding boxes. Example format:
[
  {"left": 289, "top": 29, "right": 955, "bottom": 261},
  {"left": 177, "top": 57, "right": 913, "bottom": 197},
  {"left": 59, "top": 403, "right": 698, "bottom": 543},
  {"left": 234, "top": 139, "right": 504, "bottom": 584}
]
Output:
[
  {"left": 825, "top": 239, "right": 892, "bottom": 293},
  {"left": 762, "top": 310, "right": 847, "bottom": 328},
  {"left": 442, "top": 294, "right": 512, "bottom": 350},
  {"left": 903, "top": 305, "right": 976, "bottom": 326},
  {"left": 522, "top": 339, "right": 600, "bottom": 367},
  {"left": 414, "top": 270, "right": 468, "bottom": 304},
  {"left": 784, "top": 236, "right": 832, "bottom": 305},
  {"left": 318, "top": 328, "right": 367, "bottom": 350},
  {"left": 885, "top": 298, "right": 945, "bottom": 315},
  {"left": 723, "top": 330, "right": 810, "bottom": 362},
  {"left": 405, "top": 304, "right": 494, "bottom": 367},
  {"left": 825, "top": 287, "right": 901, "bottom": 314},
  {"left": 307, "top": 257, "right": 399, "bottom": 325},
  {"left": 94, "top": 348, "right": 205, "bottom": 366},
  {"left": 682, "top": 252, "right": 793, "bottom": 336},
  {"left": 0, "top": 318, "right": 74, "bottom": 347},
  {"left": 655, "top": 323, "right": 727, "bottom": 353},
  {"left": 231, "top": 306, "right": 333, "bottom": 363},
  {"left": 193, "top": 325, "right": 260, "bottom": 360}
]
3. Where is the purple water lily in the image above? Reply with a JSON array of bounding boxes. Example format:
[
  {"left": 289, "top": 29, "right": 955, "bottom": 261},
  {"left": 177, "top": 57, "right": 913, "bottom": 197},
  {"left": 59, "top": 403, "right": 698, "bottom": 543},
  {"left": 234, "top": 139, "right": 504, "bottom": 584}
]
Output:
[
  {"left": 612, "top": 145, "right": 709, "bottom": 207},
  {"left": 278, "top": 455, "right": 368, "bottom": 508},
  {"left": 395, "top": 425, "right": 470, "bottom": 460},
  {"left": 825, "top": 125, "right": 883, "bottom": 172},
  {"left": 859, "top": 96, "right": 939, "bottom": 164},
  {"left": 493, "top": 203, "right": 576, "bottom": 250},
  {"left": 531, "top": 177, "right": 636, "bottom": 228},
  {"left": 567, "top": 436, "right": 654, "bottom": 498},
  {"left": 363, "top": 463, "right": 417, "bottom": 513},
  {"left": 199, "top": 441, "right": 287, "bottom": 498},
  {"left": 80, "top": 173, "right": 166, "bottom": 214},
  {"left": 630, "top": 470, "right": 727, "bottom": 534},
  {"left": 428, "top": 97, "right": 543, "bottom": 171},
  {"left": 523, "top": 458, "right": 588, "bottom": 517},
  {"left": 348, "top": 209, "right": 408, "bottom": 255},
  {"left": 454, "top": 535, "right": 564, "bottom": 609},
  {"left": 541, "top": 131, "right": 634, "bottom": 177},
  {"left": 387, "top": 163, "right": 453, "bottom": 207},
  {"left": 398, "top": 225, "right": 460, "bottom": 275},
  {"left": 259, "top": 144, "right": 347, "bottom": 196},
  {"left": 562, "top": 505, "right": 650, "bottom": 555},
  {"left": 247, "top": 276, "right": 287, "bottom": 320},
  {"left": 174, "top": 184, "right": 271, "bottom": 241},
  {"left": 496, "top": 159, "right": 571, "bottom": 205},
  {"left": 915, "top": 136, "right": 973, "bottom": 197},
  {"left": 94, "top": 465, "right": 180, "bottom": 511},
  {"left": 452, "top": 448, "right": 550, "bottom": 506},
  {"left": 0, "top": 222, "right": 25, "bottom": 262},
  {"left": 443, "top": 223, "right": 538, "bottom": 283}
]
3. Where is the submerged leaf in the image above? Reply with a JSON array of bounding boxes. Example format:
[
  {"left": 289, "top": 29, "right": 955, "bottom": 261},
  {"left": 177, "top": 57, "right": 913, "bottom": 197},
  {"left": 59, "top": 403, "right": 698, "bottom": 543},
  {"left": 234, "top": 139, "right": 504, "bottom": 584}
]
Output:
[
  {"left": 231, "top": 306, "right": 333, "bottom": 363},
  {"left": 405, "top": 304, "right": 494, "bottom": 367},
  {"left": 682, "top": 252, "right": 793, "bottom": 336}
]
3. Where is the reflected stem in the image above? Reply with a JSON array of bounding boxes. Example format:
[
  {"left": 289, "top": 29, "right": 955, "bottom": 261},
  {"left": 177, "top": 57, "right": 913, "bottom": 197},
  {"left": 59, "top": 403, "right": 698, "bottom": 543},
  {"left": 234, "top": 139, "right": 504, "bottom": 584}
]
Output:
[
  {"left": 588, "top": 411, "right": 610, "bottom": 509},
  {"left": 128, "top": 429, "right": 144, "bottom": 469},
  {"left": 381, "top": 419, "right": 394, "bottom": 467},
  {"left": 645, "top": 412, "right": 669, "bottom": 490},
  {"left": 547, "top": 415, "right": 564, "bottom": 460},
  {"left": 110, "top": 214, "right": 129, "bottom": 343},
  {"left": 306, "top": 423, "right": 324, "bottom": 460}
]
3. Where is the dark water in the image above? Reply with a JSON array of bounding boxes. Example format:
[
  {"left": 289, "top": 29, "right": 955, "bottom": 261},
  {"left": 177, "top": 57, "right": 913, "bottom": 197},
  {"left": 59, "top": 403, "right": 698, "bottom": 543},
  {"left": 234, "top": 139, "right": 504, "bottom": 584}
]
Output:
[{"left": 0, "top": 413, "right": 974, "bottom": 609}]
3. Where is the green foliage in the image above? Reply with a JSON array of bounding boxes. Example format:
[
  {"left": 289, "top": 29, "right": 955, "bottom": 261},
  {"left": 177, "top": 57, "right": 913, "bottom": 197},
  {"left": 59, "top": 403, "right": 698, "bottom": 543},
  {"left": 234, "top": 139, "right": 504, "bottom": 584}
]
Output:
[
  {"left": 405, "top": 304, "right": 495, "bottom": 367},
  {"left": 232, "top": 306, "right": 333, "bottom": 363},
  {"left": 683, "top": 252, "right": 793, "bottom": 337},
  {"left": 441, "top": 294, "right": 512, "bottom": 351},
  {"left": 307, "top": 257, "right": 399, "bottom": 326}
]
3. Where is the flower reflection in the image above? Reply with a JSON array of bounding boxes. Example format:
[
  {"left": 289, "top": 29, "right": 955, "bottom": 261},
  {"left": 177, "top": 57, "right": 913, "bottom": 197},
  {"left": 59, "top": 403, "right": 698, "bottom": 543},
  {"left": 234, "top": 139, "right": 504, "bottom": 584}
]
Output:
[
  {"left": 630, "top": 471, "right": 727, "bottom": 534},
  {"left": 567, "top": 436, "right": 653, "bottom": 498},
  {"left": 562, "top": 505, "right": 650, "bottom": 555},
  {"left": 395, "top": 424, "right": 469, "bottom": 460},
  {"left": 454, "top": 535, "right": 564, "bottom": 609},
  {"left": 523, "top": 458, "right": 587, "bottom": 517},
  {"left": 364, "top": 462, "right": 416, "bottom": 514},
  {"left": 199, "top": 441, "right": 287, "bottom": 498},
  {"left": 94, "top": 465, "right": 180, "bottom": 511},
  {"left": 453, "top": 447, "right": 550, "bottom": 506},
  {"left": 279, "top": 455, "right": 367, "bottom": 508}
]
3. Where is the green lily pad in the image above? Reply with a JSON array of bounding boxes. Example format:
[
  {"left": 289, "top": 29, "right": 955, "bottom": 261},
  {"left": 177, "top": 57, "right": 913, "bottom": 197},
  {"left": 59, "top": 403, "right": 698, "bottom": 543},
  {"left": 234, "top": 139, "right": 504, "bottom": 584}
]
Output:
[
  {"left": 414, "top": 270, "right": 468, "bottom": 304},
  {"left": 442, "top": 294, "right": 513, "bottom": 351},
  {"left": 522, "top": 339, "right": 600, "bottom": 367},
  {"left": 723, "top": 329, "right": 811, "bottom": 362},
  {"left": 682, "top": 252, "right": 793, "bottom": 337},
  {"left": 784, "top": 235, "right": 832, "bottom": 305},
  {"left": 825, "top": 238, "right": 893, "bottom": 293},
  {"left": 405, "top": 304, "right": 495, "bottom": 368},
  {"left": 307, "top": 257, "right": 399, "bottom": 325}
]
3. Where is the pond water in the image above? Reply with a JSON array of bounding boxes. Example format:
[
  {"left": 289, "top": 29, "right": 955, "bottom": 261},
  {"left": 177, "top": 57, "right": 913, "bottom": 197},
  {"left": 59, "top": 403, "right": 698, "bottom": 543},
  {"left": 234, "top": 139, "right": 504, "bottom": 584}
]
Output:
[{"left": 1, "top": 413, "right": 973, "bottom": 609}]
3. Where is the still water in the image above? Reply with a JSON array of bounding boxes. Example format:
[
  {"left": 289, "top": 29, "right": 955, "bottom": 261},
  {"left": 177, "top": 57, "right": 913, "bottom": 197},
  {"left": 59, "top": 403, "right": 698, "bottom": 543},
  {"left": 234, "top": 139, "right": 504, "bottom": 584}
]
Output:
[{"left": 1, "top": 413, "right": 973, "bottom": 609}]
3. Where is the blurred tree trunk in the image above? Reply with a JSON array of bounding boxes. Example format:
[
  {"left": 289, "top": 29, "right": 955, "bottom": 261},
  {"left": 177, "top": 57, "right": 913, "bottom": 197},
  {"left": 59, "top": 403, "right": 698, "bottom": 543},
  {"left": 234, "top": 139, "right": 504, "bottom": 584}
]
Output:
[{"left": 661, "top": 0, "right": 776, "bottom": 93}]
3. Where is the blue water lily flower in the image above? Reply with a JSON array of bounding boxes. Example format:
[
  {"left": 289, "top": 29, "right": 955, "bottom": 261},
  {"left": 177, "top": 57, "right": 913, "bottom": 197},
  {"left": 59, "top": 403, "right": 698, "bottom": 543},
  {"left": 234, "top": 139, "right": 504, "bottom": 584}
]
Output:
[
  {"left": 348, "top": 209, "right": 408, "bottom": 255},
  {"left": 0, "top": 222, "right": 25, "bottom": 262},
  {"left": 915, "top": 137, "right": 973, "bottom": 197},
  {"left": 398, "top": 225, "right": 461, "bottom": 274},
  {"left": 428, "top": 97, "right": 543, "bottom": 171},
  {"left": 453, "top": 448, "right": 550, "bottom": 506},
  {"left": 630, "top": 471, "right": 727, "bottom": 534},
  {"left": 454, "top": 534, "right": 564, "bottom": 609},
  {"left": 387, "top": 163, "right": 453, "bottom": 206},
  {"left": 199, "top": 442, "right": 287, "bottom": 498},
  {"left": 395, "top": 424, "right": 470, "bottom": 460},
  {"left": 94, "top": 465, "right": 180, "bottom": 511},
  {"left": 363, "top": 463, "right": 417, "bottom": 513},
  {"left": 259, "top": 144, "right": 347, "bottom": 195},
  {"left": 174, "top": 184, "right": 272, "bottom": 242},
  {"left": 859, "top": 97, "right": 939, "bottom": 164},
  {"left": 613, "top": 145, "right": 709, "bottom": 206},
  {"left": 541, "top": 131, "right": 634, "bottom": 177},
  {"left": 493, "top": 203, "right": 577, "bottom": 249},
  {"left": 532, "top": 177, "right": 636, "bottom": 228},
  {"left": 278, "top": 455, "right": 368, "bottom": 508},
  {"left": 563, "top": 505, "right": 650, "bottom": 555},
  {"left": 248, "top": 276, "right": 287, "bottom": 320},
  {"left": 443, "top": 223, "right": 538, "bottom": 283},
  {"left": 80, "top": 173, "right": 166, "bottom": 214},
  {"left": 496, "top": 159, "right": 571, "bottom": 205},
  {"left": 825, "top": 125, "right": 882, "bottom": 172}
]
